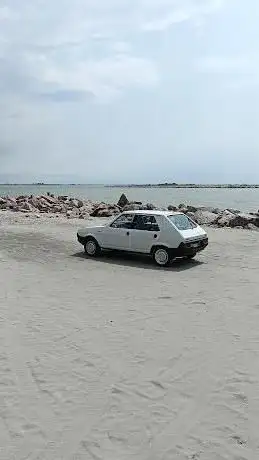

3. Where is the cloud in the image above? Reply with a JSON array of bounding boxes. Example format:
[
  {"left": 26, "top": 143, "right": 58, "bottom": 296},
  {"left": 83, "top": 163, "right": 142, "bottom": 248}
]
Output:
[
  {"left": 141, "top": 0, "right": 224, "bottom": 31},
  {"left": 196, "top": 53, "right": 259, "bottom": 90},
  {"left": 7, "top": 0, "right": 259, "bottom": 184},
  {"left": 0, "top": 0, "right": 224, "bottom": 102},
  {"left": 197, "top": 55, "right": 259, "bottom": 74}
]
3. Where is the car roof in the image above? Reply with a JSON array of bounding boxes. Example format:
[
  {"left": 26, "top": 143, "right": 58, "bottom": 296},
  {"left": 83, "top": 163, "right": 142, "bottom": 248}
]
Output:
[{"left": 122, "top": 210, "right": 181, "bottom": 216}]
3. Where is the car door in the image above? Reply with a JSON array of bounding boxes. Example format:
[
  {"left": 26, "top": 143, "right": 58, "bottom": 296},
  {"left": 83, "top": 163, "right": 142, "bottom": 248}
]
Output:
[
  {"left": 100, "top": 214, "right": 134, "bottom": 250},
  {"left": 129, "top": 215, "right": 161, "bottom": 253}
]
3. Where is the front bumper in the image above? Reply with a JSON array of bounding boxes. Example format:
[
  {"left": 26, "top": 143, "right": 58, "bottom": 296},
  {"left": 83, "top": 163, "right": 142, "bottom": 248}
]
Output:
[
  {"left": 177, "top": 237, "right": 208, "bottom": 256},
  {"left": 77, "top": 233, "right": 85, "bottom": 245}
]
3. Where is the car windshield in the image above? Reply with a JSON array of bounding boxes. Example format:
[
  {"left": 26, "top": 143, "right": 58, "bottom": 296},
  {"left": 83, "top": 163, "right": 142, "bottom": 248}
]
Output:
[{"left": 168, "top": 214, "right": 197, "bottom": 230}]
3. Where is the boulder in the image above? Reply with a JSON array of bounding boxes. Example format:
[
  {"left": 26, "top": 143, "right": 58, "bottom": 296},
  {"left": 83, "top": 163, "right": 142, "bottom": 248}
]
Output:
[
  {"left": 117, "top": 193, "right": 129, "bottom": 208},
  {"left": 198, "top": 206, "right": 221, "bottom": 214},
  {"left": 216, "top": 210, "right": 237, "bottom": 227},
  {"left": 91, "top": 204, "right": 120, "bottom": 217},
  {"left": 66, "top": 208, "right": 79, "bottom": 218},
  {"left": 123, "top": 203, "right": 143, "bottom": 211},
  {"left": 29, "top": 196, "right": 40, "bottom": 208},
  {"left": 43, "top": 195, "right": 58, "bottom": 205},
  {"left": 225, "top": 208, "right": 241, "bottom": 215},
  {"left": 68, "top": 198, "right": 84, "bottom": 208},
  {"left": 216, "top": 211, "right": 258, "bottom": 228},
  {"left": 186, "top": 205, "right": 198, "bottom": 213},
  {"left": 247, "top": 223, "right": 259, "bottom": 231},
  {"left": 21, "top": 202, "right": 35, "bottom": 212},
  {"left": 192, "top": 210, "right": 219, "bottom": 225},
  {"left": 0, "top": 198, "right": 7, "bottom": 209},
  {"left": 238, "top": 213, "right": 259, "bottom": 227},
  {"left": 6, "top": 196, "right": 17, "bottom": 206},
  {"left": 77, "top": 199, "right": 84, "bottom": 208},
  {"left": 186, "top": 212, "right": 197, "bottom": 222},
  {"left": 168, "top": 205, "right": 178, "bottom": 211}
]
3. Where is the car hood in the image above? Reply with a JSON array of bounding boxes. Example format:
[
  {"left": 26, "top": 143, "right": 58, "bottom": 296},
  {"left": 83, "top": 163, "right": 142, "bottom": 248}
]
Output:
[{"left": 77, "top": 225, "right": 106, "bottom": 236}]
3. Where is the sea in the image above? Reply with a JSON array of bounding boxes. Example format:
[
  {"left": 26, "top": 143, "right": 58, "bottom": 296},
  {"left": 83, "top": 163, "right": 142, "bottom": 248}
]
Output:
[{"left": 0, "top": 184, "right": 259, "bottom": 212}]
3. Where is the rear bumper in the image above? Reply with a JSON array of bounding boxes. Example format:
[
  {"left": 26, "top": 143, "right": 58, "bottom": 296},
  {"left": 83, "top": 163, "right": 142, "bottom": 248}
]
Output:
[{"left": 176, "top": 238, "right": 208, "bottom": 256}]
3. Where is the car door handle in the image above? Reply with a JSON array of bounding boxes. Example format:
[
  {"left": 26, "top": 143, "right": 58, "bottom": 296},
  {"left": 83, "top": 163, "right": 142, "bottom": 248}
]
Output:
[{"left": 126, "top": 231, "right": 130, "bottom": 236}]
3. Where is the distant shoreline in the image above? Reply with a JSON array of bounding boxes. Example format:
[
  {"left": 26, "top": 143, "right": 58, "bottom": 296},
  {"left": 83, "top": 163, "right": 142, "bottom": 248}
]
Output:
[
  {"left": 0, "top": 183, "right": 259, "bottom": 189},
  {"left": 107, "top": 184, "right": 259, "bottom": 189}
]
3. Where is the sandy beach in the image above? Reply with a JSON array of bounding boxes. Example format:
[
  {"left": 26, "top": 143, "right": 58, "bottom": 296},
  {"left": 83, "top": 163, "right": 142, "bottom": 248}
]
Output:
[{"left": 0, "top": 211, "right": 257, "bottom": 459}]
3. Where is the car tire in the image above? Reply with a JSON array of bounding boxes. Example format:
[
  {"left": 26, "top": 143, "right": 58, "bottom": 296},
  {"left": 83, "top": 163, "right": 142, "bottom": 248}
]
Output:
[
  {"left": 84, "top": 237, "right": 101, "bottom": 257},
  {"left": 152, "top": 247, "right": 171, "bottom": 267},
  {"left": 186, "top": 253, "right": 196, "bottom": 260}
]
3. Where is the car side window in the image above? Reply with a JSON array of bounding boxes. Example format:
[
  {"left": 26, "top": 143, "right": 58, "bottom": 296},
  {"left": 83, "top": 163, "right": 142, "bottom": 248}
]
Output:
[
  {"left": 133, "top": 215, "right": 160, "bottom": 231},
  {"left": 110, "top": 214, "right": 134, "bottom": 229}
]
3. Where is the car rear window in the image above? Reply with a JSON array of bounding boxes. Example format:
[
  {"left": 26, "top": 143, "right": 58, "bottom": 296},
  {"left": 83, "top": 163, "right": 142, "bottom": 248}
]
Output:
[{"left": 168, "top": 214, "right": 197, "bottom": 230}]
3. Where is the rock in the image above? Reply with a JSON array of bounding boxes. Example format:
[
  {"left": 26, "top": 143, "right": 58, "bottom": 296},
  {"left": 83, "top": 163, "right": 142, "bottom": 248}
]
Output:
[
  {"left": 216, "top": 210, "right": 237, "bottom": 227},
  {"left": 216, "top": 211, "right": 258, "bottom": 228},
  {"left": 168, "top": 205, "right": 178, "bottom": 211},
  {"left": 68, "top": 198, "right": 83, "bottom": 208},
  {"left": 117, "top": 193, "right": 129, "bottom": 208},
  {"left": 226, "top": 208, "right": 241, "bottom": 215},
  {"left": 145, "top": 203, "right": 157, "bottom": 210},
  {"left": 21, "top": 202, "right": 34, "bottom": 212},
  {"left": 238, "top": 213, "right": 259, "bottom": 227},
  {"left": 186, "top": 205, "right": 198, "bottom": 213},
  {"left": 0, "top": 198, "right": 7, "bottom": 209},
  {"left": 29, "top": 196, "right": 40, "bottom": 208},
  {"left": 6, "top": 196, "right": 17, "bottom": 206},
  {"left": 66, "top": 207, "right": 79, "bottom": 218},
  {"left": 198, "top": 206, "right": 221, "bottom": 214},
  {"left": 192, "top": 210, "right": 219, "bottom": 225},
  {"left": 77, "top": 200, "right": 84, "bottom": 208},
  {"left": 186, "top": 212, "right": 197, "bottom": 222},
  {"left": 91, "top": 204, "right": 120, "bottom": 217},
  {"left": 43, "top": 195, "right": 58, "bottom": 205},
  {"left": 247, "top": 223, "right": 259, "bottom": 231},
  {"left": 123, "top": 203, "right": 142, "bottom": 211}
]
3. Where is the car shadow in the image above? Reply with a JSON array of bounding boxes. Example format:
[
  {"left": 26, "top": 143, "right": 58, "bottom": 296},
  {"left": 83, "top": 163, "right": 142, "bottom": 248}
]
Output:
[{"left": 71, "top": 250, "right": 204, "bottom": 272}]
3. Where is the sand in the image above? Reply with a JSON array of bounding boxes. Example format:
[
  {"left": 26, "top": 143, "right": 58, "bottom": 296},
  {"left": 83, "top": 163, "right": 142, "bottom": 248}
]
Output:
[{"left": 0, "top": 211, "right": 258, "bottom": 459}]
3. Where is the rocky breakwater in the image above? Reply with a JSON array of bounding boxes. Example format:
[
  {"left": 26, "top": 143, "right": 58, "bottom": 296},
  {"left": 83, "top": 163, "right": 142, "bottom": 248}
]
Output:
[
  {"left": 0, "top": 192, "right": 259, "bottom": 229},
  {"left": 0, "top": 194, "right": 121, "bottom": 219},
  {"left": 170, "top": 204, "right": 259, "bottom": 230},
  {"left": 117, "top": 195, "right": 259, "bottom": 229}
]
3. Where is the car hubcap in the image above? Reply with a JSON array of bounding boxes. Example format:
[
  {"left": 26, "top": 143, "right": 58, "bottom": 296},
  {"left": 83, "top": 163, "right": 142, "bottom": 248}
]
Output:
[
  {"left": 155, "top": 249, "right": 168, "bottom": 265},
  {"left": 86, "top": 241, "right": 96, "bottom": 255}
]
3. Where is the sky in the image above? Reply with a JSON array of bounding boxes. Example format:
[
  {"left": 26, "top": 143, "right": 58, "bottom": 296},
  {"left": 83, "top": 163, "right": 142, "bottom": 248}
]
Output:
[{"left": 0, "top": 0, "right": 259, "bottom": 184}]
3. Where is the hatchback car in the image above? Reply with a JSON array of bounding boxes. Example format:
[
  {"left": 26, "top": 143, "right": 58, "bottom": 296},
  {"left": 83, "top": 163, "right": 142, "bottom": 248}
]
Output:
[{"left": 77, "top": 210, "right": 208, "bottom": 266}]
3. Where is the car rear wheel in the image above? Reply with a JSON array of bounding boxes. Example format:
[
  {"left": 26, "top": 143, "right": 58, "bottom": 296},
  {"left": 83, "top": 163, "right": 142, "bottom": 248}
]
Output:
[
  {"left": 84, "top": 237, "right": 101, "bottom": 257},
  {"left": 153, "top": 247, "right": 171, "bottom": 267}
]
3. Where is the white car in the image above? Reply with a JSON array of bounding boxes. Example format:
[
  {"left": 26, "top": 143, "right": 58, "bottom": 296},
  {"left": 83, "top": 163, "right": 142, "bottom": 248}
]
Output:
[{"left": 77, "top": 210, "right": 208, "bottom": 267}]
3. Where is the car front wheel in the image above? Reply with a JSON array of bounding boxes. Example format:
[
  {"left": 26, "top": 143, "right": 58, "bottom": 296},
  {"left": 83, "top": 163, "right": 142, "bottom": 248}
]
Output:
[
  {"left": 84, "top": 237, "right": 101, "bottom": 257},
  {"left": 185, "top": 253, "right": 196, "bottom": 260},
  {"left": 152, "top": 247, "right": 171, "bottom": 267}
]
